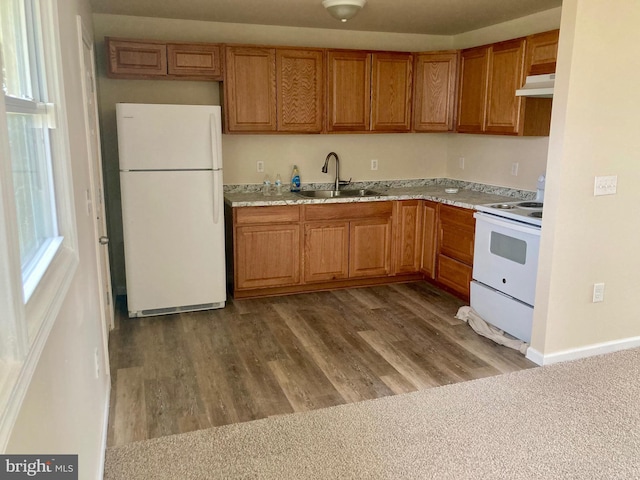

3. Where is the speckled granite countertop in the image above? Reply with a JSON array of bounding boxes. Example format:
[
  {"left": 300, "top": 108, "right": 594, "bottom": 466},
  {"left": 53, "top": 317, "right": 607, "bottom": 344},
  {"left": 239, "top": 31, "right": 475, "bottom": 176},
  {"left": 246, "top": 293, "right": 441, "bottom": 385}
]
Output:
[{"left": 224, "top": 179, "right": 534, "bottom": 210}]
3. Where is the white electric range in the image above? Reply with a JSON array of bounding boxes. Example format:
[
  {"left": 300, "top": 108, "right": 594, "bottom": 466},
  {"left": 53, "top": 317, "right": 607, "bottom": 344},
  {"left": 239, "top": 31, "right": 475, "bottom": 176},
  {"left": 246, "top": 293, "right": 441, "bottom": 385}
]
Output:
[{"left": 470, "top": 200, "right": 543, "bottom": 344}]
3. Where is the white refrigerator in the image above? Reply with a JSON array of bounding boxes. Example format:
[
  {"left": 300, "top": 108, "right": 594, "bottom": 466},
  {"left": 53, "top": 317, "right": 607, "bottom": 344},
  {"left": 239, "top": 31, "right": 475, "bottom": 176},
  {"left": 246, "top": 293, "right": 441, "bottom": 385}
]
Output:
[{"left": 117, "top": 103, "right": 226, "bottom": 317}]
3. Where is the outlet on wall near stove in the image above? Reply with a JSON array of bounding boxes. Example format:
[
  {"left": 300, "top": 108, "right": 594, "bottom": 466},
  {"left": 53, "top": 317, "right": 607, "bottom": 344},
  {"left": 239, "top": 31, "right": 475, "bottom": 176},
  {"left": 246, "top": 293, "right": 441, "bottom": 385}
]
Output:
[
  {"left": 458, "top": 157, "right": 465, "bottom": 169},
  {"left": 371, "top": 159, "right": 378, "bottom": 171},
  {"left": 593, "top": 283, "right": 605, "bottom": 303},
  {"left": 511, "top": 162, "right": 519, "bottom": 176}
]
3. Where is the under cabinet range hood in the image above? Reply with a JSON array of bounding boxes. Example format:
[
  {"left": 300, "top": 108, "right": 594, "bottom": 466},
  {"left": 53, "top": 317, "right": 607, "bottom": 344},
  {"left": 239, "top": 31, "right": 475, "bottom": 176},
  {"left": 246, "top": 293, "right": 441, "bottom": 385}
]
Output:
[{"left": 516, "top": 74, "right": 555, "bottom": 98}]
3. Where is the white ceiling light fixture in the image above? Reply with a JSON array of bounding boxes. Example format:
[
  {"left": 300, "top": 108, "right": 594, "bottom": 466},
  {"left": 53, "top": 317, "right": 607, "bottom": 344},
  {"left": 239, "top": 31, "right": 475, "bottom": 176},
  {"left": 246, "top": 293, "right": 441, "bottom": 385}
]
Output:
[{"left": 322, "top": 0, "right": 367, "bottom": 22}]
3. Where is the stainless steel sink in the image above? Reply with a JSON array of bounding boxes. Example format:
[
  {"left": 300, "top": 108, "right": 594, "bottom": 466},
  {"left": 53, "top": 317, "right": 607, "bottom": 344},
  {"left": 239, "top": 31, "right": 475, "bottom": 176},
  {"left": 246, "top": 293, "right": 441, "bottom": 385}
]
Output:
[{"left": 296, "top": 189, "right": 384, "bottom": 198}]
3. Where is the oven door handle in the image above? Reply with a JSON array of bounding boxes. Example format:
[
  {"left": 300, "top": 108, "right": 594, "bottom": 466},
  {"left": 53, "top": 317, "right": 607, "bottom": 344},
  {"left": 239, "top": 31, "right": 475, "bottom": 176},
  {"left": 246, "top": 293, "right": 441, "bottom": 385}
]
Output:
[{"left": 473, "top": 212, "right": 542, "bottom": 236}]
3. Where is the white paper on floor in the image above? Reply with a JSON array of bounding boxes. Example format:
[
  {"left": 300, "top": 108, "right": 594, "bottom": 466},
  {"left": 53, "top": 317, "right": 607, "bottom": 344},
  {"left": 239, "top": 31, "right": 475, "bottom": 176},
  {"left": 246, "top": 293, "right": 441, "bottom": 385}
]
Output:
[{"left": 455, "top": 306, "right": 529, "bottom": 354}]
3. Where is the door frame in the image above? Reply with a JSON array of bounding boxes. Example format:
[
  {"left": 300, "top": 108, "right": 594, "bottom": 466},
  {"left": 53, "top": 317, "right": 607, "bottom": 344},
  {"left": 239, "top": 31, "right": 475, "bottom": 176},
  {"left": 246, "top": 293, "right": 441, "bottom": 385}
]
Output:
[{"left": 76, "top": 16, "right": 115, "bottom": 352}]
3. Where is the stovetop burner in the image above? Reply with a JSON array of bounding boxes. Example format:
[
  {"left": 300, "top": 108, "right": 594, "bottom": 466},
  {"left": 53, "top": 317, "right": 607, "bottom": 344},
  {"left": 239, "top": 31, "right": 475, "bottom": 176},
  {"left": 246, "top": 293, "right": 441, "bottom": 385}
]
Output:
[
  {"left": 475, "top": 200, "right": 543, "bottom": 227},
  {"left": 518, "top": 201, "right": 543, "bottom": 209}
]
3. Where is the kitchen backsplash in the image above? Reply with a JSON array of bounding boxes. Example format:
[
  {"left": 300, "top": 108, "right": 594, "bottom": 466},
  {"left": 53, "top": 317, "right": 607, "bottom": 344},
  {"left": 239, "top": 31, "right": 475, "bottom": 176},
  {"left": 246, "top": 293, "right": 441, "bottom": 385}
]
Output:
[{"left": 223, "top": 178, "right": 536, "bottom": 200}]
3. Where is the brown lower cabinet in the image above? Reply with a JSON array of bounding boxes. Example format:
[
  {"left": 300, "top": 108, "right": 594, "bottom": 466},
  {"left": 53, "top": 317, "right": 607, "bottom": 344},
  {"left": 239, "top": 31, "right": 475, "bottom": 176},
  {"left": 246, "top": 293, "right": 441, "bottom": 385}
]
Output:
[
  {"left": 436, "top": 204, "right": 475, "bottom": 298},
  {"left": 304, "top": 222, "right": 349, "bottom": 282},
  {"left": 228, "top": 200, "right": 474, "bottom": 300}
]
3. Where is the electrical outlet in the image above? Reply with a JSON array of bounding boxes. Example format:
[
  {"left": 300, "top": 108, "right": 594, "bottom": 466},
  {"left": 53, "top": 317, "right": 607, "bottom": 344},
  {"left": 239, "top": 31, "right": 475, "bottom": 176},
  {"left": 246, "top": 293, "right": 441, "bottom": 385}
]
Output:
[
  {"left": 371, "top": 159, "right": 378, "bottom": 171},
  {"left": 257, "top": 161, "right": 265, "bottom": 173},
  {"left": 594, "top": 175, "right": 617, "bottom": 196},
  {"left": 511, "top": 162, "right": 519, "bottom": 176},
  {"left": 459, "top": 157, "right": 465, "bottom": 170},
  {"left": 593, "top": 283, "right": 605, "bottom": 303}
]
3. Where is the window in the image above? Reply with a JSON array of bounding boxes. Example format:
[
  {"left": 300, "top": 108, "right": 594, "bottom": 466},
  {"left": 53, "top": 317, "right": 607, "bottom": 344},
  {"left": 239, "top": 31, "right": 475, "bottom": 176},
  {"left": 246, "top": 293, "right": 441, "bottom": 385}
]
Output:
[
  {"left": 0, "top": 0, "right": 77, "bottom": 448},
  {"left": 1, "top": 0, "right": 62, "bottom": 301}
]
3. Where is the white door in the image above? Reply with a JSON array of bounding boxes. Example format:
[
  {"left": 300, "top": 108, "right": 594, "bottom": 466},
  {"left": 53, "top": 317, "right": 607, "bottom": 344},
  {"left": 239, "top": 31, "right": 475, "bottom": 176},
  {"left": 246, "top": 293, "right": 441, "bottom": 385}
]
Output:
[{"left": 77, "top": 18, "right": 115, "bottom": 335}]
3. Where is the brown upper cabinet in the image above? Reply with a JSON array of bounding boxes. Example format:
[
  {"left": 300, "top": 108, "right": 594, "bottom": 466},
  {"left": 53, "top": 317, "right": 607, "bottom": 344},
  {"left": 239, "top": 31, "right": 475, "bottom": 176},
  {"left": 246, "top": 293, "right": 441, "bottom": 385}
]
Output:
[
  {"left": 327, "top": 50, "right": 413, "bottom": 132},
  {"left": 224, "top": 46, "right": 324, "bottom": 133},
  {"left": 276, "top": 49, "right": 324, "bottom": 133},
  {"left": 106, "top": 37, "right": 222, "bottom": 80},
  {"left": 485, "top": 38, "right": 526, "bottom": 135},
  {"left": 370, "top": 53, "right": 413, "bottom": 132},
  {"left": 413, "top": 51, "right": 459, "bottom": 132},
  {"left": 166, "top": 43, "right": 222, "bottom": 78},
  {"left": 524, "top": 29, "right": 560, "bottom": 77},
  {"left": 224, "top": 46, "right": 277, "bottom": 133},
  {"left": 457, "top": 39, "right": 526, "bottom": 135},
  {"left": 107, "top": 38, "right": 167, "bottom": 78},
  {"left": 457, "top": 34, "right": 555, "bottom": 136},
  {"left": 327, "top": 51, "right": 371, "bottom": 132},
  {"left": 456, "top": 46, "right": 489, "bottom": 134}
]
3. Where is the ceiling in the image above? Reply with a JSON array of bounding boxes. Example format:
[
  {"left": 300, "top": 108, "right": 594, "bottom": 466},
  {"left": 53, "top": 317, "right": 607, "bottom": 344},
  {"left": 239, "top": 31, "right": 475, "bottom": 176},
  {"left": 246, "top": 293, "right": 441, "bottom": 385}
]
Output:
[{"left": 89, "top": 0, "right": 562, "bottom": 36}]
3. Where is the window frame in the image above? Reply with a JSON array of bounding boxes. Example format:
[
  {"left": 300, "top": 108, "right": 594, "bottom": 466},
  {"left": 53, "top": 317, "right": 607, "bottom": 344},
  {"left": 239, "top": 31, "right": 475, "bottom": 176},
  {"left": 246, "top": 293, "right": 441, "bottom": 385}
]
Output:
[{"left": 0, "top": 0, "right": 78, "bottom": 449}]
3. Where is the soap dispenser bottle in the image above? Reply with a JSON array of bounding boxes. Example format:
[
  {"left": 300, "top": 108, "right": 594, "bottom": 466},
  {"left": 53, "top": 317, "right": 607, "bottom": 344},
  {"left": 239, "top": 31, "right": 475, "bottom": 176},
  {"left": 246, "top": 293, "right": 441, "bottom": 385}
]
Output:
[{"left": 290, "top": 165, "right": 301, "bottom": 192}]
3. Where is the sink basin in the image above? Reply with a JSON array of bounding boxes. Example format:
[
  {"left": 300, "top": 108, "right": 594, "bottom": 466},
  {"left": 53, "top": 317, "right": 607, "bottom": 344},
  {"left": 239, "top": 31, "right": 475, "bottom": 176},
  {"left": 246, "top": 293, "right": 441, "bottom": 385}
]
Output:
[{"left": 296, "top": 189, "right": 384, "bottom": 198}]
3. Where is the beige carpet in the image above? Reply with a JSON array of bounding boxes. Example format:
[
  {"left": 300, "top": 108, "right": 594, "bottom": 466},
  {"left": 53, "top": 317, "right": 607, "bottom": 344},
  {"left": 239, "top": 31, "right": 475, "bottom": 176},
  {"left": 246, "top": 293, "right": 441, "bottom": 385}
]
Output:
[{"left": 104, "top": 348, "right": 640, "bottom": 479}]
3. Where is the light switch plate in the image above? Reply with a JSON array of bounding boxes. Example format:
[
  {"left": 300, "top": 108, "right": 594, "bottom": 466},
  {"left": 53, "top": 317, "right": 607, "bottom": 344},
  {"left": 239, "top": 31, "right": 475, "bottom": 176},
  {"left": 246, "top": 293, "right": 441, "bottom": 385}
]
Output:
[{"left": 594, "top": 175, "right": 617, "bottom": 196}]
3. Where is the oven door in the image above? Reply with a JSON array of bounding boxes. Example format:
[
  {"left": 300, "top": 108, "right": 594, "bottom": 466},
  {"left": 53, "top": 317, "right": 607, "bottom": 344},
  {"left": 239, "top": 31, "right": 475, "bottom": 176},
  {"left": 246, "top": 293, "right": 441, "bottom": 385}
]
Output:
[{"left": 472, "top": 212, "right": 541, "bottom": 306}]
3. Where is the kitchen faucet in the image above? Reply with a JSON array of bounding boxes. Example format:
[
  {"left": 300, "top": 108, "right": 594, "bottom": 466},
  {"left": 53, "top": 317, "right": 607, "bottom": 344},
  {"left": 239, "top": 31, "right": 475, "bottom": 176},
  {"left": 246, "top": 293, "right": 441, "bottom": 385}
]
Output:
[{"left": 322, "top": 152, "right": 351, "bottom": 191}]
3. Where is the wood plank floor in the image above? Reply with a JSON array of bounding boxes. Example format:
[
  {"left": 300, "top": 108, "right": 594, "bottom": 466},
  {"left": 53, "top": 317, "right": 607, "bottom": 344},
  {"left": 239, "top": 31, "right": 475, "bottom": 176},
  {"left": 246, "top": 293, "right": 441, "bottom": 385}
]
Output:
[{"left": 107, "top": 282, "right": 536, "bottom": 447}]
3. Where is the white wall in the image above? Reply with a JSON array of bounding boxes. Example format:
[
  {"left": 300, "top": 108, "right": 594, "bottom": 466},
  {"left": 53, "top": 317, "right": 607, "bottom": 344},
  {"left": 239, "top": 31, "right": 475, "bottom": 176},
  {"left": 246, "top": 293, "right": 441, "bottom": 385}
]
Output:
[
  {"left": 446, "top": 135, "right": 550, "bottom": 190},
  {"left": 531, "top": 0, "right": 640, "bottom": 360},
  {"left": 452, "top": 7, "right": 562, "bottom": 49},
  {"left": 5, "top": 2, "right": 110, "bottom": 478}
]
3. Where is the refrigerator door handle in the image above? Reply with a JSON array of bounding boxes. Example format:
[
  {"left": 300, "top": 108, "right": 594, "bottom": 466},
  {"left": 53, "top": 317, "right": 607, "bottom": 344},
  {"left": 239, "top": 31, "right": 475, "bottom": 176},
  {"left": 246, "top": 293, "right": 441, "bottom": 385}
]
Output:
[
  {"left": 213, "top": 170, "right": 221, "bottom": 225},
  {"left": 210, "top": 113, "right": 222, "bottom": 171}
]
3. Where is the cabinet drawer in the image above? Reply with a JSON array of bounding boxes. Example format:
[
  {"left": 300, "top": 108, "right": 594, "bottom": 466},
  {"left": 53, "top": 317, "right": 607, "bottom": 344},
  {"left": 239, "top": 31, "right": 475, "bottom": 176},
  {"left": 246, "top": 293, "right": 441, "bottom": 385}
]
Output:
[
  {"left": 235, "top": 205, "right": 301, "bottom": 225},
  {"left": 304, "top": 201, "right": 392, "bottom": 221},
  {"left": 439, "top": 222, "right": 474, "bottom": 265},
  {"left": 437, "top": 255, "right": 472, "bottom": 298},
  {"left": 439, "top": 204, "right": 475, "bottom": 228}
]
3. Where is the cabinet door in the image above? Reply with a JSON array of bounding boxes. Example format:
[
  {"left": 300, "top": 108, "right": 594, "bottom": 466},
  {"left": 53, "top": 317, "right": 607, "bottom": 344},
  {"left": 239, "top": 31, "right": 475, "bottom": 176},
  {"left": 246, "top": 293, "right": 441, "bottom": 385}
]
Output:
[
  {"left": 456, "top": 46, "right": 489, "bottom": 133},
  {"left": 277, "top": 49, "right": 324, "bottom": 133},
  {"left": 393, "top": 201, "right": 423, "bottom": 274},
  {"left": 437, "top": 255, "right": 472, "bottom": 299},
  {"left": 304, "top": 222, "right": 349, "bottom": 283},
  {"left": 413, "top": 52, "right": 459, "bottom": 132},
  {"left": 106, "top": 38, "right": 167, "bottom": 78},
  {"left": 167, "top": 43, "right": 222, "bottom": 79},
  {"left": 524, "top": 30, "right": 559, "bottom": 76},
  {"left": 350, "top": 217, "right": 392, "bottom": 278},
  {"left": 235, "top": 224, "right": 300, "bottom": 289},
  {"left": 485, "top": 38, "right": 525, "bottom": 135},
  {"left": 420, "top": 201, "right": 438, "bottom": 278},
  {"left": 224, "top": 47, "right": 277, "bottom": 132},
  {"left": 438, "top": 204, "right": 475, "bottom": 265},
  {"left": 327, "top": 51, "right": 371, "bottom": 132},
  {"left": 371, "top": 53, "right": 413, "bottom": 132}
]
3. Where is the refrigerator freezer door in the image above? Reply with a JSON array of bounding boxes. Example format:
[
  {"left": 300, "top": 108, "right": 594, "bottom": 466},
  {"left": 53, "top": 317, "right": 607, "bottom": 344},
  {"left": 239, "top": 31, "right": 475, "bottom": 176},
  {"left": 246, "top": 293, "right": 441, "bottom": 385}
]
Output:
[
  {"left": 120, "top": 170, "right": 226, "bottom": 315},
  {"left": 117, "top": 103, "right": 222, "bottom": 171}
]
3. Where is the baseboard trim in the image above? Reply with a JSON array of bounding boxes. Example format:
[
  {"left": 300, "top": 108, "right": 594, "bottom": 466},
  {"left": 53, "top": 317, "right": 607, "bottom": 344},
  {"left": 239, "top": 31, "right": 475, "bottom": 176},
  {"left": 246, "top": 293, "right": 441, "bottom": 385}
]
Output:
[
  {"left": 96, "top": 381, "right": 111, "bottom": 480},
  {"left": 526, "top": 336, "right": 640, "bottom": 366}
]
